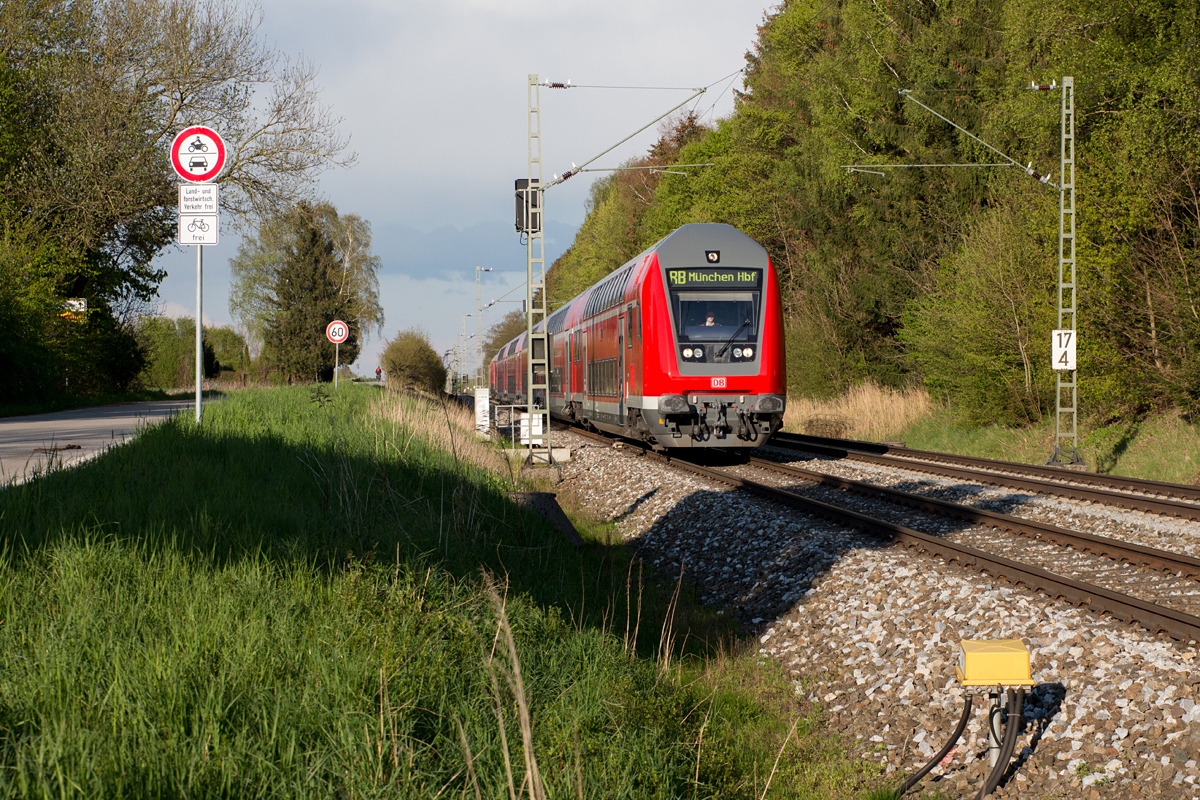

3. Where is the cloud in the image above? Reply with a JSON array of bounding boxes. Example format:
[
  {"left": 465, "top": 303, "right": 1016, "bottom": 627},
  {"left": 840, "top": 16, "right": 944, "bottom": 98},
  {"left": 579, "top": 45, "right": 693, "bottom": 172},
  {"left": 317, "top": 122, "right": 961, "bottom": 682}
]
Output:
[
  {"left": 155, "top": 302, "right": 218, "bottom": 327},
  {"left": 372, "top": 216, "right": 577, "bottom": 280},
  {"left": 151, "top": 0, "right": 771, "bottom": 364}
]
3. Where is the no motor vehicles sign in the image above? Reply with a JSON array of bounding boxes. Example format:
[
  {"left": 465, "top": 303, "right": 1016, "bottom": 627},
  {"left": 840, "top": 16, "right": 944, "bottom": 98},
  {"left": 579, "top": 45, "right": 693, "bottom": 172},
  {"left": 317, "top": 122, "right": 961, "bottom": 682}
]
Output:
[{"left": 170, "top": 126, "right": 227, "bottom": 183}]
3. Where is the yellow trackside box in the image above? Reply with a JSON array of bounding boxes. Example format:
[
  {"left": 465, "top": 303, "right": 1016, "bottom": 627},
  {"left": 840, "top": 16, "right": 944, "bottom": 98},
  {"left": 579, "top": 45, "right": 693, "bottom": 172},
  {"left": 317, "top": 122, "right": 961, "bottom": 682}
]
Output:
[{"left": 955, "top": 639, "right": 1034, "bottom": 687}]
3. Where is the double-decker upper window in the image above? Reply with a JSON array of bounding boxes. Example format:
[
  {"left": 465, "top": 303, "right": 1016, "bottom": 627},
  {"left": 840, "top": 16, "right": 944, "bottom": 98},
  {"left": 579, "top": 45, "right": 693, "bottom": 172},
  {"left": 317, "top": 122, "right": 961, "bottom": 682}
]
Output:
[{"left": 666, "top": 268, "right": 762, "bottom": 344}]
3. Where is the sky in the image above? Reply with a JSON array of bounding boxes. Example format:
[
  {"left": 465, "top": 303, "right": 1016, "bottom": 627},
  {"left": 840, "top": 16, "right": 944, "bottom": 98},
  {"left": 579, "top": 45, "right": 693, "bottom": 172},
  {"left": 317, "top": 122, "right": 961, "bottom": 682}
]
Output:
[{"left": 152, "top": 0, "right": 772, "bottom": 376}]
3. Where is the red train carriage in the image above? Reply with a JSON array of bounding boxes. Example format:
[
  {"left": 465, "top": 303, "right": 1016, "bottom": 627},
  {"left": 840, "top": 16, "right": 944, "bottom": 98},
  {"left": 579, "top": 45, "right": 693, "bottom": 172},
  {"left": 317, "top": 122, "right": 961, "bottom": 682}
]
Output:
[{"left": 490, "top": 223, "right": 786, "bottom": 448}]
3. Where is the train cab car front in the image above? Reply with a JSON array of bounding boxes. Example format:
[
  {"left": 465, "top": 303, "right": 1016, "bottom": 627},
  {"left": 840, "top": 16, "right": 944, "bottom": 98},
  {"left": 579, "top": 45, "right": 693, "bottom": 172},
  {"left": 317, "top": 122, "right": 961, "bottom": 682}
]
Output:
[{"left": 630, "top": 224, "right": 786, "bottom": 448}]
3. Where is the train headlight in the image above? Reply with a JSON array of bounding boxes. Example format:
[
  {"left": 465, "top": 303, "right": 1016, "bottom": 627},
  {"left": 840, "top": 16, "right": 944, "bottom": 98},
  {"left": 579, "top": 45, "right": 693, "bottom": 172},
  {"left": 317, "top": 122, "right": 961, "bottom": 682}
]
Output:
[
  {"left": 693, "top": 346, "right": 704, "bottom": 359},
  {"left": 733, "top": 348, "right": 743, "bottom": 358},
  {"left": 659, "top": 394, "right": 689, "bottom": 413},
  {"left": 682, "top": 348, "right": 693, "bottom": 358},
  {"left": 743, "top": 347, "right": 754, "bottom": 359}
]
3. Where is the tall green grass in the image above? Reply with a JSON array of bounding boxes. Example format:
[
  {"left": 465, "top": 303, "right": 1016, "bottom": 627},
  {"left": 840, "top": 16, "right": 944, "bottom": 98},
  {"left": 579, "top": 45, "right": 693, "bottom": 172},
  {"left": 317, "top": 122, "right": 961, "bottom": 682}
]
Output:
[
  {"left": 896, "top": 405, "right": 1200, "bottom": 483},
  {"left": 787, "top": 382, "right": 1200, "bottom": 483},
  {"left": 0, "top": 385, "right": 875, "bottom": 798}
]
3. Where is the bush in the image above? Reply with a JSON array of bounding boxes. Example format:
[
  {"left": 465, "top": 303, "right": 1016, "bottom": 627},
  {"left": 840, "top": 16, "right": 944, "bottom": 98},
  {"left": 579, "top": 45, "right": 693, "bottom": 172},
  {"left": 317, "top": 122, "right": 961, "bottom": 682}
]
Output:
[
  {"left": 382, "top": 328, "right": 446, "bottom": 393},
  {"left": 136, "top": 317, "right": 224, "bottom": 389}
]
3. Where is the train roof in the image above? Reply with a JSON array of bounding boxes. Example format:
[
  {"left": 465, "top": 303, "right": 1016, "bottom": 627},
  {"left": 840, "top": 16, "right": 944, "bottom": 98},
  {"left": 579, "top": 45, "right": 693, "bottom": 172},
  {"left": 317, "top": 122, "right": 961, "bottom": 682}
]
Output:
[
  {"left": 651, "top": 223, "right": 770, "bottom": 269},
  {"left": 489, "top": 224, "right": 769, "bottom": 361}
]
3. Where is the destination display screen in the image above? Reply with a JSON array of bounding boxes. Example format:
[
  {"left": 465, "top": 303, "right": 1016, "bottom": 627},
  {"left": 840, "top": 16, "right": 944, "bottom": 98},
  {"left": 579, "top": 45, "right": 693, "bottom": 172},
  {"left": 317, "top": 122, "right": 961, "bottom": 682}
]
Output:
[{"left": 666, "top": 268, "right": 761, "bottom": 289}]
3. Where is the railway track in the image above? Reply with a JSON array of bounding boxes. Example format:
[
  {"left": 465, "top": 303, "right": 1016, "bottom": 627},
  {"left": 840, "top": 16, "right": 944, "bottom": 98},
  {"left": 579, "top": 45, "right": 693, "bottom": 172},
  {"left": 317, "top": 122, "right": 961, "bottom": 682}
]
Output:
[
  {"left": 569, "top": 426, "right": 1200, "bottom": 643},
  {"left": 769, "top": 431, "right": 1200, "bottom": 522}
]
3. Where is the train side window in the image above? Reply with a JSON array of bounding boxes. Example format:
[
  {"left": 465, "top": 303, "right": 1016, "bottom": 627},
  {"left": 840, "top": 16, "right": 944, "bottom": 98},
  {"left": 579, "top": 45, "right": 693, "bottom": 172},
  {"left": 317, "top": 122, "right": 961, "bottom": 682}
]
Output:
[{"left": 626, "top": 305, "right": 633, "bottom": 348}]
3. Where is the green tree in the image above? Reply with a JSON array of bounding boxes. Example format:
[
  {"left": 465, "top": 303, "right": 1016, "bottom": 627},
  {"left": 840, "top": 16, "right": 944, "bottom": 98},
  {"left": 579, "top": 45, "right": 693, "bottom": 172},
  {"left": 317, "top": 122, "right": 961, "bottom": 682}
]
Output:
[
  {"left": 260, "top": 211, "right": 356, "bottom": 382},
  {"left": 480, "top": 309, "right": 529, "bottom": 370},
  {"left": 135, "top": 317, "right": 224, "bottom": 389},
  {"left": 230, "top": 202, "right": 383, "bottom": 361},
  {"left": 542, "top": 0, "right": 1200, "bottom": 426},
  {"left": 0, "top": 0, "right": 355, "bottom": 404},
  {"left": 206, "top": 326, "right": 249, "bottom": 374},
  {"left": 136, "top": 317, "right": 191, "bottom": 389},
  {"left": 901, "top": 179, "right": 1057, "bottom": 424}
]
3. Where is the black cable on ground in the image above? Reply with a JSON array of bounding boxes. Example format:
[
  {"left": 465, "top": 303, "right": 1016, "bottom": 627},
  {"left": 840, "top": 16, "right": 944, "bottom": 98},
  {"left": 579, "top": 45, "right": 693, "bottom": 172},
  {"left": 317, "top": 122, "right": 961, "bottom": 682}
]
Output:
[
  {"left": 977, "top": 688, "right": 1025, "bottom": 799},
  {"left": 978, "top": 690, "right": 1017, "bottom": 798},
  {"left": 898, "top": 694, "right": 973, "bottom": 795}
]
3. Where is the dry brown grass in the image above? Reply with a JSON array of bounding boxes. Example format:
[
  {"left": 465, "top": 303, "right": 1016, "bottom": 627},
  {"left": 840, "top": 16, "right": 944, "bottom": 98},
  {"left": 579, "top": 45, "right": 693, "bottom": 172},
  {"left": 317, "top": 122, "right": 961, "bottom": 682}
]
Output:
[
  {"left": 783, "top": 381, "right": 934, "bottom": 442},
  {"left": 370, "top": 388, "right": 513, "bottom": 482}
]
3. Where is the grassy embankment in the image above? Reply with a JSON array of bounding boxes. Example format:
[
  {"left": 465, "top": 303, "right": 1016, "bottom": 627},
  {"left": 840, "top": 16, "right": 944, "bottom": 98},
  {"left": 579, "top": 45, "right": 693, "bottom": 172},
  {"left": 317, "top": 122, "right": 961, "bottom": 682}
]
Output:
[
  {"left": 784, "top": 382, "right": 1200, "bottom": 485},
  {"left": 0, "top": 384, "right": 878, "bottom": 799}
]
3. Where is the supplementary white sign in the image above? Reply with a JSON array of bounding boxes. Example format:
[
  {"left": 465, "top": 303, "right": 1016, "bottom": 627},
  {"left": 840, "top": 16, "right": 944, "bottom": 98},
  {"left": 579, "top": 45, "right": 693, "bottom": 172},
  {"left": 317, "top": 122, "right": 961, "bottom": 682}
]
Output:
[
  {"left": 178, "top": 214, "right": 219, "bottom": 245},
  {"left": 1052, "top": 329, "right": 1077, "bottom": 371},
  {"left": 170, "top": 126, "right": 227, "bottom": 183},
  {"left": 179, "top": 184, "right": 218, "bottom": 214},
  {"left": 474, "top": 387, "right": 490, "bottom": 435}
]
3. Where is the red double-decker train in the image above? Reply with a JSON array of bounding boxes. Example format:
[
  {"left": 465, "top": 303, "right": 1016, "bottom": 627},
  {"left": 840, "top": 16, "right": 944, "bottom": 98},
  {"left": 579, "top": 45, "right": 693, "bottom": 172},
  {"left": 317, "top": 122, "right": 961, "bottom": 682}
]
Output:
[{"left": 489, "top": 223, "right": 786, "bottom": 449}]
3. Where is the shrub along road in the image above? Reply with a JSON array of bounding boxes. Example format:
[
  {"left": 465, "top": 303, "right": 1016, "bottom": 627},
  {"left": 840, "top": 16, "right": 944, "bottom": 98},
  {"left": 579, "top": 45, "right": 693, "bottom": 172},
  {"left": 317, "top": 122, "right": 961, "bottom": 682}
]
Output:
[{"left": 0, "top": 399, "right": 195, "bottom": 485}]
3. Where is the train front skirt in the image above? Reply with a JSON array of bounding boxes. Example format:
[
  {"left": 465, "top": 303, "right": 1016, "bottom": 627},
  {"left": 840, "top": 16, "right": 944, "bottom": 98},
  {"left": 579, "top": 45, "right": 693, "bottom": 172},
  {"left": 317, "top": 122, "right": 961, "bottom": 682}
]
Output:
[{"left": 554, "top": 393, "right": 785, "bottom": 449}]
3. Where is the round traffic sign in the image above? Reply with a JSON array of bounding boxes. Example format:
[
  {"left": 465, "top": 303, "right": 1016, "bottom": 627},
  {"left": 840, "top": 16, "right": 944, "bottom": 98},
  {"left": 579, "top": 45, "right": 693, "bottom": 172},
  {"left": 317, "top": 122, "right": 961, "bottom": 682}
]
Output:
[
  {"left": 170, "top": 126, "right": 227, "bottom": 183},
  {"left": 326, "top": 320, "right": 349, "bottom": 344}
]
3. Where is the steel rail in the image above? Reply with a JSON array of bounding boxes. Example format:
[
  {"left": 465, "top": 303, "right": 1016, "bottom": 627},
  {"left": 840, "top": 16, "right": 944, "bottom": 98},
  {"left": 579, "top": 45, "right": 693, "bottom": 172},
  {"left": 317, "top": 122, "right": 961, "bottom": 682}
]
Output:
[
  {"left": 567, "top": 426, "right": 1200, "bottom": 640},
  {"left": 769, "top": 432, "right": 1200, "bottom": 521},
  {"left": 773, "top": 431, "right": 1200, "bottom": 501},
  {"left": 749, "top": 456, "right": 1200, "bottom": 579},
  {"left": 662, "top": 456, "right": 1200, "bottom": 642}
]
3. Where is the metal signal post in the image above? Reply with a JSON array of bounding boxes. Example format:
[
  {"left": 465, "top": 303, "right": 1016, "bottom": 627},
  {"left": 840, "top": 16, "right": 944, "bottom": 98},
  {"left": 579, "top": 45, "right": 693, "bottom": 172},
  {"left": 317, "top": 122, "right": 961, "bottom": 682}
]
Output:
[
  {"left": 475, "top": 266, "right": 492, "bottom": 387},
  {"left": 1049, "top": 77, "right": 1083, "bottom": 466},
  {"left": 513, "top": 74, "right": 712, "bottom": 461},
  {"left": 518, "top": 74, "right": 551, "bottom": 465}
]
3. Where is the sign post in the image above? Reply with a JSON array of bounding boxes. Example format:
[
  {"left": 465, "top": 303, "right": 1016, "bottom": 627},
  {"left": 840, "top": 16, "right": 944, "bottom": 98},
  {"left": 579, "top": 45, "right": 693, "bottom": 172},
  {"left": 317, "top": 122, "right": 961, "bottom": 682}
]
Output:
[
  {"left": 171, "top": 126, "right": 227, "bottom": 423},
  {"left": 61, "top": 299, "right": 87, "bottom": 389},
  {"left": 326, "top": 320, "right": 349, "bottom": 389}
]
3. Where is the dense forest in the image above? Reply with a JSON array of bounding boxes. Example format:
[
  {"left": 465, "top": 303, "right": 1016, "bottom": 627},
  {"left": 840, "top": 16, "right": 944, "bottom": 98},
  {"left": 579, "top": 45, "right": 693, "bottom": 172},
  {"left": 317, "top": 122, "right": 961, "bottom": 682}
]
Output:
[{"left": 542, "top": 0, "right": 1199, "bottom": 426}]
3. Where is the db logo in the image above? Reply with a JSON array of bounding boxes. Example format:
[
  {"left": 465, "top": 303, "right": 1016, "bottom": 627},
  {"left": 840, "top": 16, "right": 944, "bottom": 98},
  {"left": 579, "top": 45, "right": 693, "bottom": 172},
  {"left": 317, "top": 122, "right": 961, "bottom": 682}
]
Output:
[{"left": 711, "top": 377, "right": 727, "bottom": 389}]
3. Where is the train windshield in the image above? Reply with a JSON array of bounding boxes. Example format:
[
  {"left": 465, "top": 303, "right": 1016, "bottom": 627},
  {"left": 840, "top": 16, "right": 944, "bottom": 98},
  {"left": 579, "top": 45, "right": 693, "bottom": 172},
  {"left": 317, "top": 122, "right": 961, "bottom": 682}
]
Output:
[{"left": 672, "top": 291, "right": 760, "bottom": 343}]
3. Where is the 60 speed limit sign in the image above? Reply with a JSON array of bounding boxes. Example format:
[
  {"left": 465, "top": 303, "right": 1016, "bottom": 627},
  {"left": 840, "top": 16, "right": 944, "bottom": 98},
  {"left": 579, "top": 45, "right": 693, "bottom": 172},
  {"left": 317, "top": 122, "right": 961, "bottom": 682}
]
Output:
[{"left": 326, "top": 320, "right": 349, "bottom": 344}]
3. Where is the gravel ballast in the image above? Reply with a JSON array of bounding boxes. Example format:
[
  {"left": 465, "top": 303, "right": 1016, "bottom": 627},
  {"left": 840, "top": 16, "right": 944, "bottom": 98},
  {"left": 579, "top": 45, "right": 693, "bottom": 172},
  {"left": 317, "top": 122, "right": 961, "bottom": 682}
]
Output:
[{"left": 556, "top": 434, "right": 1200, "bottom": 798}]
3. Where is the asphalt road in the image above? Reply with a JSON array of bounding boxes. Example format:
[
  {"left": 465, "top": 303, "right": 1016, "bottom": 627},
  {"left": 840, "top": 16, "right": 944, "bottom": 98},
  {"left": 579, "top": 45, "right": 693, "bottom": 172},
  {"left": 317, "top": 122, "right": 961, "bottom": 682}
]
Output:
[{"left": 0, "top": 399, "right": 196, "bottom": 486}]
